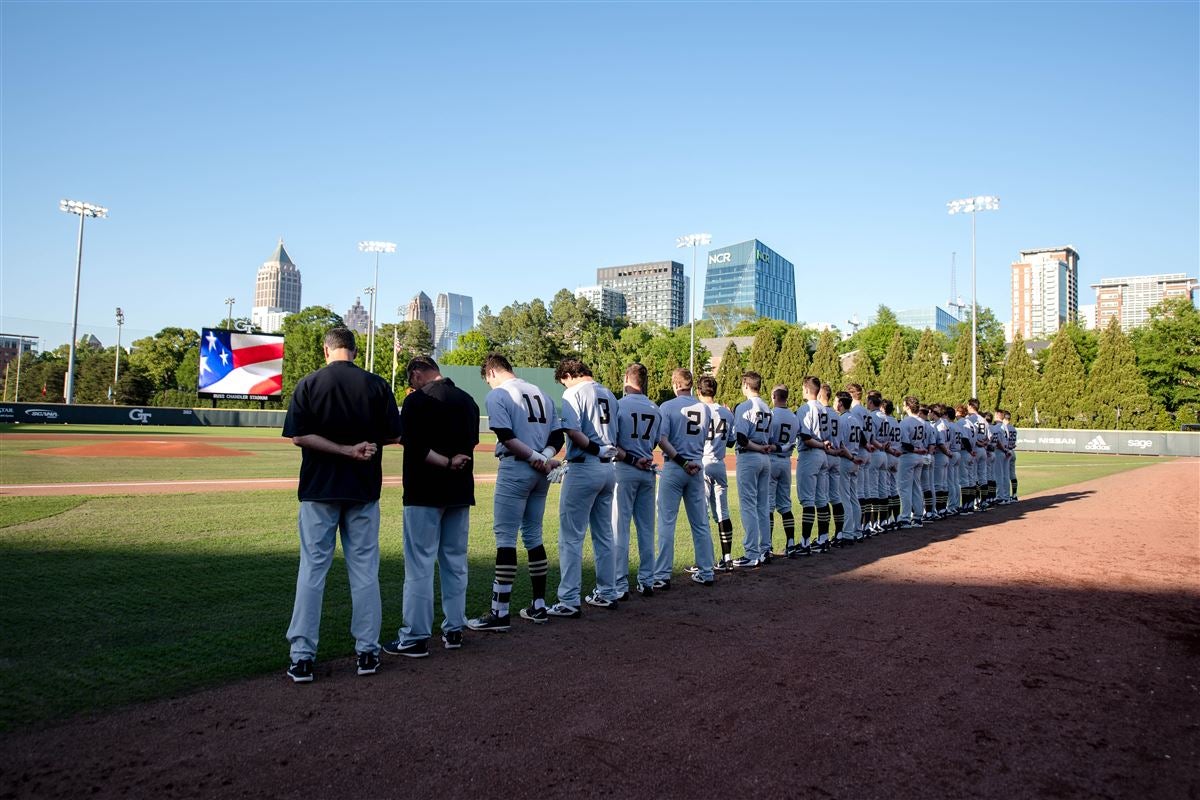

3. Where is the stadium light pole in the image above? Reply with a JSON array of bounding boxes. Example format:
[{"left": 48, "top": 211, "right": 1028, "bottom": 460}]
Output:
[
  {"left": 224, "top": 297, "right": 235, "bottom": 329},
  {"left": 113, "top": 307, "right": 125, "bottom": 399},
  {"left": 362, "top": 286, "right": 376, "bottom": 369},
  {"left": 358, "top": 240, "right": 397, "bottom": 373},
  {"left": 59, "top": 199, "right": 108, "bottom": 404},
  {"left": 947, "top": 196, "right": 999, "bottom": 399},
  {"left": 676, "top": 233, "right": 712, "bottom": 375}
]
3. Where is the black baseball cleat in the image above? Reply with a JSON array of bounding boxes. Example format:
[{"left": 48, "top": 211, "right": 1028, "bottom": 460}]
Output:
[
  {"left": 636, "top": 583, "right": 655, "bottom": 597},
  {"left": 441, "top": 630, "right": 463, "bottom": 650},
  {"left": 287, "top": 658, "right": 314, "bottom": 683},
  {"left": 714, "top": 559, "right": 734, "bottom": 573},
  {"left": 466, "top": 611, "right": 512, "bottom": 632},
  {"left": 519, "top": 604, "right": 549, "bottom": 624},
  {"left": 357, "top": 651, "right": 381, "bottom": 675},
  {"left": 690, "top": 573, "right": 714, "bottom": 586},
  {"left": 382, "top": 639, "right": 429, "bottom": 659},
  {"left": 730, "top": 556, "right": 760, "bottom": 569},
  {"left": 546, "top": 602, "right": 582, "bottom": 618},
  {"left": 652, "top": 579, "right": 671, "bottom": 592}
]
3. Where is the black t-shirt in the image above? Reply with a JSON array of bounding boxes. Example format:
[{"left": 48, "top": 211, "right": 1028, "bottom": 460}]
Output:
[
  {"left": 401, "top": 377, "right": 479, "bottom": 508},
  {"left": 282, "top": 360, "right": 402, "bottom": 503}
]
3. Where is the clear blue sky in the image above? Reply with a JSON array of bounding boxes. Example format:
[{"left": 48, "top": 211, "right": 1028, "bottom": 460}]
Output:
[{"left": 3, "top": 1, "right": 1197, "bottom": 349}]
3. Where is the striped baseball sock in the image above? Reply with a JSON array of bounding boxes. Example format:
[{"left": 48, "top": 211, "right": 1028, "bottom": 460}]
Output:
[
  {"left": 987, "top": 481, "right": 997, "bottom": 501},
  {"left": 1010, "top": 478, "right": 1018, "bottom": 497},
  {"left": 816, "top": 507, "right": 830, "bottom": 544},
  {"left": 923, "top": 491, "right": 933, "bottom": 514},
  {"left": 527, "top": 545, "right": 548, "bottom": 609},
  {"left": 718, "top": 519, "right": 733, "bottom": 560},
  {"left": 801, "top": 506, "right": 816, "bottom": 545},
  {"left": 889, "top": 496, "right": 900, "bottom": 523},
  {"left": 832, "top": 503, "right": 845, "bottom": 535},
  {"left": 493, "top": 548, "right": 518, "bottom": 617},
  {"left": 780, "top": 510, "right": 795, "bottom": 548}
]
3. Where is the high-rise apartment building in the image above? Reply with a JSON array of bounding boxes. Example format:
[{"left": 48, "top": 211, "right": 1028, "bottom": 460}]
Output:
[
  {"left": 343, "top": 297, "right": 371, "bottom": 335},
  {"left": 406, "top": 291, "right": 436, "bottom": 341},
  {"left": 434, "top": 292, "right": 473, "bottom": 356},
  {"left": 596, "top": 261, "right": 687, "bottom": 329},
  {"left": 251, "top": 240, "right": 302, "bottom": 333},
  {"left": 1090, "top": 273, "right": 1198, "bottom": 331},
  {"left": 702, "top": 239, "right": 797, "bottom": 324},
  {"left": 1010, "top": 246, "right": 1079, "bottom": 341},
  {"left": 575, "top": 285, "right": 627, "bottom": 322}
]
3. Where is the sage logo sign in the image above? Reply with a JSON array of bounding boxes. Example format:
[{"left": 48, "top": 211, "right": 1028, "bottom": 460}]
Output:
[
  {"left": 1126, "top": 439, "right": 1154, "bottom": 450},
  {"left": 708, "top": 252, "right": 732, "bottom": 265},
  {"left": 129, "top": 408, "right": 153, "bottom": 424}
]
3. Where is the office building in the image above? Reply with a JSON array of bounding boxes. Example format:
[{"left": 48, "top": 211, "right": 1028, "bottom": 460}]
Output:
[
  {"left": 575, "top": 285, "right": 627, "bottom": 322},
  {"left": 434, "top": 292, "right": 474, "bottom": 356},
  {"left": 1010, "top": 246, "right": 1079, "bottom": 341},
  {"left": 0, "top": 334, "right": 38, "bottom": 377},
  {"left": 1091, "top": 273, "right": 1198, "bottom": 331},
  {"left": 251, "top": 239, "right": 302, "bottom": 333},
  {"left": 871, "top": 306, "right": 961, "bottom": 335},
  {"left": 702, "top": 239, "right": 797, "bottom": 324},
  {"left": 596, "top": 261, "right": 686, "bottom": 329},
  {"left": 406, "top": 291, "right": 436, "bottom": 340},
  {"left": 343, "top": 297, "right": 371, "bottom": 335}
]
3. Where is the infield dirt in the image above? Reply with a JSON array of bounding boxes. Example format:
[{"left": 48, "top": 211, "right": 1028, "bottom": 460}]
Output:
[{"left": 1, "top": 460, "right": 1197, "bottom": 799}]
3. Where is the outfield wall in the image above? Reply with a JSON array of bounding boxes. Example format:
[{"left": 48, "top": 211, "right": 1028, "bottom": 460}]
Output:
[
  {"left": 1016, "top": 428, "right": 1199, "bottom": 457},
  {"left": 3, "top": 401, "right": 1197, "bottom": 456}
]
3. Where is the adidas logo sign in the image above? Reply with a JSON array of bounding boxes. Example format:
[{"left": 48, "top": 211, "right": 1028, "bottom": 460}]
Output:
[{"left": 1084, "top": 434, "right": 1111, "bottom": 452}]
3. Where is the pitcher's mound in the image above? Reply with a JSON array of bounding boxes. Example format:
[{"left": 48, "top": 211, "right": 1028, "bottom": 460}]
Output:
[{"left": 27, "top": 441, "right": 254, "bottom": 458}]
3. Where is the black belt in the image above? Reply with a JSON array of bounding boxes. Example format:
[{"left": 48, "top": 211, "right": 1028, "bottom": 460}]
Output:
[{"left": 569, "top": 456, "right": 613, "bottom": 464}]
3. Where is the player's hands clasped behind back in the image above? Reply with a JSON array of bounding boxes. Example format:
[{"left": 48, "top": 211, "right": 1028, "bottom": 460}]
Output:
[{"left": 349, "top": 441, "right": 377, "bottom": 461}]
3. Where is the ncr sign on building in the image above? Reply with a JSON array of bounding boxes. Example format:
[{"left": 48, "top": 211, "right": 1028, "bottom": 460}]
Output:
[{"left": 702, "top": 239, "right": 797, "bottom": 324}]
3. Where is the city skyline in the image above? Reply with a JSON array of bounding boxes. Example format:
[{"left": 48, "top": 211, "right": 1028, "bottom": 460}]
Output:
[{"left": 2, "top": 3, "right": 1196, "bottom": 351}]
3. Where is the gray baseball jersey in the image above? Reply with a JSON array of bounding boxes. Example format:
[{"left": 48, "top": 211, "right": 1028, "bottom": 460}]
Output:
[
  {"left": 616, "top": 392, "right": 662, "bottom": 462},
  {"left": 702, "top": 402, "right": 736, "bottom": 464},
  {"left": 560, "top": 380, "right": 619, "bottom": 460},
  {"left": 659, "top": 394, "right": 712, "bottom": 462},
  {"left": 734, "top": 397, "right": 772, "bottom": 447},
  {"left": 768, "top": 406, "right": 799, "bottom": 459},
  {"left": 487, "top": 377, "right": 560, "bottom": 457}
]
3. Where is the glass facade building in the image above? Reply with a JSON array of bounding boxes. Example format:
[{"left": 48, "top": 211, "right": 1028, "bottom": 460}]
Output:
[
  {"left": 596, "top": 261, "right": 686, "bottom": 329},
  {"left": 702, "top": 239, "right": 796, "bottom": 324},
  {"left": 881, "top": 306, "right": 961, "bottom": 335}
]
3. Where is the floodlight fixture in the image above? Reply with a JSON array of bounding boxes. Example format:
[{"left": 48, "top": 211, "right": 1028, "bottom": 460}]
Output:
[
  {"left": 59, "top": 197, "right": 109, "bottom": 404},
  {"left": 676, "top": 232, "right": 714, "bottom": 375},
  {"left": 946, "top": 194, "right": 1000, "bottom": 398}
]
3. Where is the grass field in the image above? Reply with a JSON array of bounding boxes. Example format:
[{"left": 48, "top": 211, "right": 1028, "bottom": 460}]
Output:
[{"left": 0, "top": 439, "right": 1170, "bottom": 732}]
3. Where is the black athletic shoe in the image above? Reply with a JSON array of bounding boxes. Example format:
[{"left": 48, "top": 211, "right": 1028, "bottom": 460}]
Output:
[
  {"left": 690, "top": 573, "right": 714, "bottom": 587},
  {"left": 519, "top": 604, "right": 549, "bottom": 624},
  {"left": 287, "top": 658, "right": 314, "bottom": 683},
  {"left": 730, "top": 556, "right": 760, "bottom": 569},
  {"left": 616, "top": 591, "right": 631, "bottom": 601},
  {"left": 382, "top": 639, "right": 429, "bottom": 658},
  {"left": 636, "top": 583, "right": 655, "bottom": 597},
  {"left": 357, "top": 651, "right": 380, "bottom": 675},
  {"left": 684, "top": 564, "right": 701, "bottom": 574},
  {"left": 466, "top": 611, "right": 511, "bottom": 632},
  {"left": 760, "top": 549, "right": 774, "bottom": 565},
  {"left": 714, "top": 559, "right": 734, "bottom": 573},
  {"left": 652, "top": 579, "right": 671, "bottom": 591},
  {"left": 442, "top": 630, "right": 463, "bottom": 650}
]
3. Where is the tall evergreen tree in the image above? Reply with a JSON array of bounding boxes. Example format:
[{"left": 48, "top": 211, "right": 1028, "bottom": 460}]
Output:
[
  {"left": 997, "top": 333, "right": 1041, "bottom": 426},
  {"left": 946, "top": 327, "right": 977, "bottom": 403},
  {"left": 1086, "top": 318, "right": 1166, "bottom": 429},
  {"left": 1131, "top": 296, "right": 1200, "bottom": 417},
  {"left": 774, "top": 327, "right": 811, "bottom": 395},
  {"left": 746, "top": 327, "right": 779, "bottom": 390},
  {"left": 909, "top": 329, "right": 946, "bottom": 403},
  {"left": 844, "top": 350, "right": 878, "bottom": 393},
  {"left": 877, "top": 329, "right": 910, "bottom": 401},
  {"left": 1037, "top": 325, "right": 1088, "bottom": 427},
  {"left": 810, "top": 330, "right": 842, "bottom": 387},
  {"left": 715, "top": 342, "right": 745, "bottom": 410}
]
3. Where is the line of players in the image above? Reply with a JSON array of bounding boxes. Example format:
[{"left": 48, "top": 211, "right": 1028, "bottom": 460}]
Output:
[{"left": 460, "top": 354, "right": 1020, "bottom": 633}]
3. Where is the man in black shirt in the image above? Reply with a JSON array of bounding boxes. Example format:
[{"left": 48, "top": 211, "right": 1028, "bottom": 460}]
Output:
[
  {"left": 282, "top": 327, "right": 402, "bottom": 683},
  {"left": 382, "top": 356, "right": 480, "bottom": 658}
]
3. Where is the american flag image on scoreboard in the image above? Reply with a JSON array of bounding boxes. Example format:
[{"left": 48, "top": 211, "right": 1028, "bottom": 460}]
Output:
[{"left": 197, "top": 329, "right": 284, "bottom": 398}]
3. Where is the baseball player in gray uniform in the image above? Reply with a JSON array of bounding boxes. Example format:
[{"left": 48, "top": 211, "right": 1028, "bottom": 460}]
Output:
[
  {"left": 931, "top": 404, "right": 953, "bottom": 516},
  {"left": 966, "top": 399, "right": 990, "bottom": 510},
  {"left": 955, "top": 404, "right": 977, "bottom": 514},
  {"left": 881, "top": 398, "right": 901, "bottom": 529},
  {"left": 818, "top": 383, "right": 846, "bottom": 543},
  {"left": 813, "top": 385, "right": 837, "bottom": 549},
  {"left": 794, "top": 376, "right": 830, "bottom": 555},
  {"left": 846, "top": 384, "right": 874, "bottom": 534},
  {"left": 919, "top": 405, "right": 937, "bottom": 519},
  {"left": 897, "top": 396, "right": 928, "bottom": 528},
  {"left": 467, "top": 354, "right": 564, "bottom": 632},
  {"left": 833, "top": 391, "right": 865, "bottom": 544},
  {"left": 1004, "top": 410, "right": 1019, "bottom": 501},
  {"left": 767, "top": 385, "right": 798, "bottom": 557},
  {"left": 655, "top": 368, "right": 715, "bottom": 587},
  {"left": 866, "top": 393, "right": 889, "bottom": 533},
  {"left": 990, "top": 411, "right": 1012, "bottom": 503},
  {"left": 612, "top": 363, "right": 662, "bottom": 598},
  {"left": 552, "top": 359, "right": 622, "bottom": 616},
  {"left": 732, "top": 372, "right": 774, "bottom": 568},
  {"left": 698, "top": 376, "right": 737, "bottom": 570}
]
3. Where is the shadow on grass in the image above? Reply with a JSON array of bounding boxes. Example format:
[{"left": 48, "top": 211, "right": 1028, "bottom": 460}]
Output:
[{"left": 0, "top": 488, "right": 1180, "bottom": 734}]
